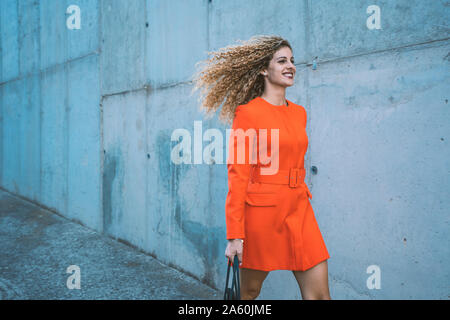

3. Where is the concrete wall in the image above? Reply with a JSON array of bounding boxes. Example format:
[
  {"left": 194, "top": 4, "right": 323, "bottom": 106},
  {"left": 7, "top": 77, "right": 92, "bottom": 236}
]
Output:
[{"left": 1, "top": 0, "right": 449, "bottom": 299}]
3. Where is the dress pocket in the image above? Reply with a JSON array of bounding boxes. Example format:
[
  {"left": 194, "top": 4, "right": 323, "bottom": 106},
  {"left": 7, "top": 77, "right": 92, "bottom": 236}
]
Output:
[{"left": 245, "top": 193, "right": 277, "bottom": 207}]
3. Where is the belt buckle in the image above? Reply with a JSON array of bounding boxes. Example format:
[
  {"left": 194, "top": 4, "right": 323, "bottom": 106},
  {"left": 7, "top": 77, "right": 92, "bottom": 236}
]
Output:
[{"left": 289, "top": 168, "right": 299, "bottom": 188}]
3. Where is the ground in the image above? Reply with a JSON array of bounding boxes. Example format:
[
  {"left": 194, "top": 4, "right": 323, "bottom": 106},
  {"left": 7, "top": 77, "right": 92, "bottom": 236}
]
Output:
[{"left": 0, "top": 188, "right": 220, "bottom": 300}]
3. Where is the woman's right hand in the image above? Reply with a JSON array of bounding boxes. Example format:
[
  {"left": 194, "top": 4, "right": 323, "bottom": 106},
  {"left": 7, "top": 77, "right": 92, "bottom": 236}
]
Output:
[{"left": 225, "top": 239, "right": 243, "bottom": 266}]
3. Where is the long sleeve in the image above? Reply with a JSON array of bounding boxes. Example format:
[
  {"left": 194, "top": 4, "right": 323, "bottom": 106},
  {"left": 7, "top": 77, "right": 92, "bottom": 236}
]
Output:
[{"left": 225, "top": 105, "right": 256, "bottom": 240}]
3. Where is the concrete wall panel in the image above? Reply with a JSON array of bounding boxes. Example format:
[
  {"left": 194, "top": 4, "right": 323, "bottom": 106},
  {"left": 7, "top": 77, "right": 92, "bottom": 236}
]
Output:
[
  {"left": 102, "top": 90, "right": 147, "bottom": 248},
  {"left": 147, "top": 0, "right": 209, "bottom": 86},
  {"left": 209, "top": 0, "right": 308, "bottom": 62},
  {"left": 40, "top": 64, "right": 67, "bottom": 214},
  {"left": 307, "top": 42, "right": 450, "bottom": 299},
  {"left": 67, "top": 0, "right": 99, "bottom": 60},
  {"left": 39, "top": 0, "right": 67, "bottom": 71},
  {"left": 17, "top": 74, "right": 41, "bottom": 201},
  {"left": 100, "top": 0, "right": 146, "bottom": 94},
  {"left": 2, "top": 79, "right": 21, "bottom": 192},
  {"left": 146, "top": 83, "right": 218, "bottom": 286},
  {"left": 18, "top": 0, "right": 40, "bottom": 77},
  {"left": 67, "top": 54, "right": 101, "bottom": 230},
  {"left": 310, "top": 0, "right": 450, "bottom": 60},
  {"left": 0, "top": 0, "right": 19, "bottom": 82}
]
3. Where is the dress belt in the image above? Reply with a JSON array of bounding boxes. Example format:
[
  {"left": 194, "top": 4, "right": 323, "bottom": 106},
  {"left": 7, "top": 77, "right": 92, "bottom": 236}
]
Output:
[{"left": 250, "top": 167, "right": 312, "bottom": 199}]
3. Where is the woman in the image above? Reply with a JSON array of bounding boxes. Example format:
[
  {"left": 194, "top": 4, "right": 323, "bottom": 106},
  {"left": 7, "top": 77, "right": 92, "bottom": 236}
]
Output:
[{"left": 192, "top": 35, "right": 331, "bottom": 300}]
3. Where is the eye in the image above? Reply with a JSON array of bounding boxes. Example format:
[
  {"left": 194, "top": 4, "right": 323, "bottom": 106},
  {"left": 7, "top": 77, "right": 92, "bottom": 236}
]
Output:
[{"left": 278, "top": 59, "right": 295, "bottom": 64}]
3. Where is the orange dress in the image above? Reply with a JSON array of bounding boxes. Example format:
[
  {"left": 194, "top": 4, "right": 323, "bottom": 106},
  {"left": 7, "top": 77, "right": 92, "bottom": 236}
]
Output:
[{"left": 225, "top": 96, "right": 330, "bottom": 271}]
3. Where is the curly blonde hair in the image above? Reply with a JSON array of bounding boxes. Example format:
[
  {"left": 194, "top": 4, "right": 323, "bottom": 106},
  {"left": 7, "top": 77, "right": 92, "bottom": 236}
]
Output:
[{"left": 190, "top": 35, "right": 292, "bottom": 125}]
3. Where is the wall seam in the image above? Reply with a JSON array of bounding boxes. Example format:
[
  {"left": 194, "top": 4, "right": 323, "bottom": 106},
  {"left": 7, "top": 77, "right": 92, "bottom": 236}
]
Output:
[
  {"left": 16, "top": 0, "right": 20, "bottom": 76},
  {"left": 99, "top": 0, "right": 104, "bottom": 233},
  {"left": 17, "top": 0, "right": 22, "bottom": 195},
  {"left": 144, "top": 0, "right": 149, "bottom": 250},
  {"left": 0, "top": 51, "right": 98, "bottom": 86},
  {"left": 37, "top": 0, "right": 42, "bottom": 202},
  {"left": 0, "top": 1, "right": 3, "bottom": 188},
  {"left": 65, "top": 0, "right": 69, "bottom": 218}
]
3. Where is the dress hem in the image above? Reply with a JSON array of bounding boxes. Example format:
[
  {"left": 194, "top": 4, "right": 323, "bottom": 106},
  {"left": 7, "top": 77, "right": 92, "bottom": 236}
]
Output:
[{"left": 239, "top": 254, "right": 330, "bottom": 272}]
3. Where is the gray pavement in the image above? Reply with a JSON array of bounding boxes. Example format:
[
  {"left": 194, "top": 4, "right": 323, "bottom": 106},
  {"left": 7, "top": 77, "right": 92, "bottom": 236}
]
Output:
[{"left": 0, "top": 188, "right": 221, "bottom": 300}]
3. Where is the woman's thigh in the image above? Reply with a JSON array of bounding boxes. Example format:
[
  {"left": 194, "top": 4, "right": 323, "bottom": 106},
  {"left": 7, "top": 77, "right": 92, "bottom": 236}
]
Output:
[
  {"left": 292, "top": 260, "right": 331, "bottom": 300},
  {"left": 240, "top": 268, "right": 269, "bottom": 299}
]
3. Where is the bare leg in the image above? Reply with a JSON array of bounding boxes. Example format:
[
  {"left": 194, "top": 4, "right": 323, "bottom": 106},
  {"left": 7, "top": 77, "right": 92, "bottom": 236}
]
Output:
[
  {"left": 239, "top": 268, "right": 269, "bottom": 300},
  {"left": 292, "top": 259, "right": 331, "bottom": 300}
]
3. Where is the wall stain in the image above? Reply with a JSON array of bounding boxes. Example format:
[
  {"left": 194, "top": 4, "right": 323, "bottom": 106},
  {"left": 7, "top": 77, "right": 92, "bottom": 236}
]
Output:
[
  {"left": 102, "top": 146, "right": 124, "bottom": 235},
  {"left": 156, "top": 130, "right": 220, "bottom": 287}
]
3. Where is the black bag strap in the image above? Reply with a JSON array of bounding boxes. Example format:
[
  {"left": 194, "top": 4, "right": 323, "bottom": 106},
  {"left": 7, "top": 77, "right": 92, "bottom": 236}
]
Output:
[
  {"left": 224, "top": 255, "right": 241, "bottom": 300},
  {"left": 224, "top": 259, "right": 231, "bottom": 299},
  {"left": 232, "top": 255, "right": 241, "bottom": 300}
]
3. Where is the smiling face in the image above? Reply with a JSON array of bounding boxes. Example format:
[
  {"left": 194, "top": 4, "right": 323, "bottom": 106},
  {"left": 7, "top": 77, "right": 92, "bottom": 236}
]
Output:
[{"left": 260, "top": 46, "right": 296, "bottom": 87}]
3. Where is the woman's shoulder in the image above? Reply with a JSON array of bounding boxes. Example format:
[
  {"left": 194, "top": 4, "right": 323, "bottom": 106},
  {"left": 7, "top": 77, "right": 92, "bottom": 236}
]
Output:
[{"left": 286, "top": 99, "right": 305, "bottom": 110}]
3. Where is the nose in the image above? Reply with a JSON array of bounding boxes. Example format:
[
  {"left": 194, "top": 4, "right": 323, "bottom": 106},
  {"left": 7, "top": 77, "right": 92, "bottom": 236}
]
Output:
[{"left": 287, "top": 61, "right": 296, "bottom": 71}]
